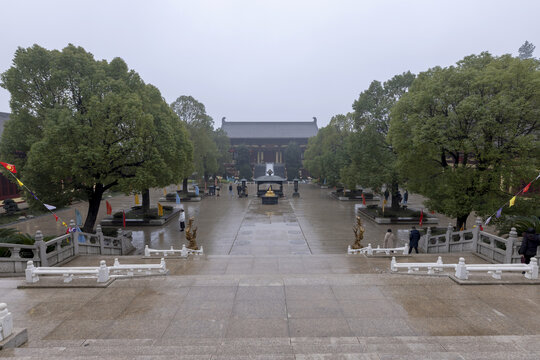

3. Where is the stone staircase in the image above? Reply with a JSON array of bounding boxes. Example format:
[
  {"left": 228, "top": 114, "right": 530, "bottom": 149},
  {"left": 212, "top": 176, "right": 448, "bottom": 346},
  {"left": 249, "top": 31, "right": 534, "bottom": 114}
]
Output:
[
  {"left": 2, "top": 335, "right": 540, "bottom": 359},
  {"left": 1, "top": 254, "right": 540, "bottom": 359}
]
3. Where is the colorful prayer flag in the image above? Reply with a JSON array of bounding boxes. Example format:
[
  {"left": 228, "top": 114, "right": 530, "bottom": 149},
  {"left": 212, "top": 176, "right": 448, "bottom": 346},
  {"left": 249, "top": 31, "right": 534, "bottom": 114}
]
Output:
[
  {"left": 479, "top": 225, "right": 484, "bottom": 231},
  {"left": 106, "top": 201, "right": 112, "bottom": 215},
  {"left": 135, "top": 194, "right": 140, "bottom": 205},
  {"left": 157, "top": 203, "right": 163, "bottom": 216},
  {"left": 53, "top": 214, "right": 58, "bottom": 222},
  {"left": 62, "top": 221, "right": 67, "bottom": 227},
  {"left": 0, "top": 162, "right": 16, "bottom": 173},
  {"left": 496, "top": 208, "right": 502, "bottom": 218},
  {"left": 44, "top": 204, "right": 56, "bottom": 210},
  {"left": 419, "top": 210, "right": 424, "bottom": 227},
  {"left": 485, "top": 216, "right": 492, "bottom": 225},
  {"left": 523, "top": 182, "right": 531, "bottom": 193},
  {"left": 16, "top": 178, "right": 23, "bottom": 187},
  {"left": 509, "top": 196, "right": 516, "bottom": 207}
]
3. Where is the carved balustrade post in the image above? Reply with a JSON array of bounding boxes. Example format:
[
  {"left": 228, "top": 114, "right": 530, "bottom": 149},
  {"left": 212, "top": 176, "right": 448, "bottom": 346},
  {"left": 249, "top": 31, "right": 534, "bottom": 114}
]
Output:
[{"left": 34, "top": 230, "right": 48, "bottom": 267}]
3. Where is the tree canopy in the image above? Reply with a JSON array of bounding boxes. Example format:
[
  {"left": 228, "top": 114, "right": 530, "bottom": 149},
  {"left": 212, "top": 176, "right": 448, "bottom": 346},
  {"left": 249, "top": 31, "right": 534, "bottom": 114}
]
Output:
[
  {"left": 519, "top": 40, "right": 536, "bottom": 60},
  {"left": 345, "top": 72, "right": 415, "bottom": 208},
  {"left": 170, "top": 95, "right": 231, "bottom": 182},
  {"left": 304, "top": 114, "right": 352, "bottom": 187},
  {"left": 389, "top": 52, "right": 540, "bottom": 228},
  {"left": 1, "top": 44, "right": 193, "bottom": 231}
]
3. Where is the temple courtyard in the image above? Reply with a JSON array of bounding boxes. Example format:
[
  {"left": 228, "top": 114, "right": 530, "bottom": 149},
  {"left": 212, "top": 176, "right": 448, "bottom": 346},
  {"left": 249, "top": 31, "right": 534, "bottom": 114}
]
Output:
[{"left": 1, "top": 184, "right": 540, "bottom": 359}]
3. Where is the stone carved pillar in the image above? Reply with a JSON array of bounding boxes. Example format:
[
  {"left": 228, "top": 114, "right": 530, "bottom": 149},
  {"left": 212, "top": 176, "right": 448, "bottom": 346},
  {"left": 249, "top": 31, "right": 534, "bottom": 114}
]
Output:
[
  {"left": 97, "top": 225, "right": 105, "bottom": 254},
  {"left": 445, "top": 223, "right": 453, "bottom": 253},
  {"left": 506, "top": 227, "right": 518, "bottom": 264},
  {"left": 0, "top": 303, "right": 13, "bottom": 341},
  {"left": 472, "top": 217, "right": 482, "bottom": 252},
  {"left": 34, "top": 230, "right": 48, "bottom": 267}
]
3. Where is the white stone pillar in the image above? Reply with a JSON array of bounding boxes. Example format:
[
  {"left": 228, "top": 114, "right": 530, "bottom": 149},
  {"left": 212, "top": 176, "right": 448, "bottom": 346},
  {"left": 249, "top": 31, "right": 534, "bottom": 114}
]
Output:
[
  {"left": 0, "top": 303, "right": 13, "bottom": 341},
  {"left": 445, "top": 223, "right": 453, "bottom": 252},
  {"left": 34, "top": 230, "right": 48, "bottom": 267},
  {"left": 455, "top": 257, "right": 468, "bottom": 280},
  {"left": 506, "top": 228, "right": 518, "bottom": 263},
  {"left": 97, "top": 260, "right": 109, "bottom": 283}
]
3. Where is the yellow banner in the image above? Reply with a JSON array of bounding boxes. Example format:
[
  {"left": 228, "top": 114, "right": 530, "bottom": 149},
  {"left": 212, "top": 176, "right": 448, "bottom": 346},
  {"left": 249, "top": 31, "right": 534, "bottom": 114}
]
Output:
[
  {"left": 157, "top": 202, "right": 163, "bottom": 216},
  {"left": 509, "top": 196, "right": 516, "bottom": 207},
  {"left": 163, "top": 188, "right": 167, "bottom": 196},
  {"left": 135, "top": 194, "right": 140, "bottom": 205}
]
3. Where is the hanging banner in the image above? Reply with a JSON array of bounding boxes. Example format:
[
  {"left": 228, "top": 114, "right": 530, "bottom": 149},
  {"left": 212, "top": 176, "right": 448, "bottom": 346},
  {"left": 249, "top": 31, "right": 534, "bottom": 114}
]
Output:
[
  {"left": 135, "top": 194, "right": 140, "bottom": 205},
  {"left": 106, "top": 201, "right": 112, "bottom": 215},
  {"left": 157, "top": 203, "right": 163, "bottom": 216},
  {"left": 0, "top": 162, "right": 16, "bottom": 173}
]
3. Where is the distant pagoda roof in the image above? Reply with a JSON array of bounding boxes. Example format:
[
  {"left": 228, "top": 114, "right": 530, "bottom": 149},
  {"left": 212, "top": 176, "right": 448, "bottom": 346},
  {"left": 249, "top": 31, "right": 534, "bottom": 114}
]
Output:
[{"left": 221, "top": 119, "right": 318, "bottom": 139}]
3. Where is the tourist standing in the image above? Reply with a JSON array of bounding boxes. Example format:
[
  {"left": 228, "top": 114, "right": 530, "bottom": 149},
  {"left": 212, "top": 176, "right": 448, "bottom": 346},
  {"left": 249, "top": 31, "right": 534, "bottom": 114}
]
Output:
[
  {"left": 519, "top": 228, "right": 539, "bottom": 264},
  {"left": 228, "top": 183, "right": 233, "bottom": 198},
  {"left": 237, "top": 183, "right": 242, "bottom": 197},
  {"left": 383, "top": 229, "right": 395, "bottom": 248},
  {"left": 179, "top": 208, "right": 186, "bottom": 232},
  {"left": 408, "top": 226, "right": 420, "bottom": 254},
  {"left": 402, "top": 190, "right": 409, "bottom": 209},
  {"left": 384, "top": 188, "right": 390, "bottom": 202}
]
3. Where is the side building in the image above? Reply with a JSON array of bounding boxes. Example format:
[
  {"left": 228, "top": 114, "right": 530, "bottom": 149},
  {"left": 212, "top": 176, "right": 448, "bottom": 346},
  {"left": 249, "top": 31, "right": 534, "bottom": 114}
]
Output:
[{"left": 221, "top": 118, "right": 318, "bottom": 177}]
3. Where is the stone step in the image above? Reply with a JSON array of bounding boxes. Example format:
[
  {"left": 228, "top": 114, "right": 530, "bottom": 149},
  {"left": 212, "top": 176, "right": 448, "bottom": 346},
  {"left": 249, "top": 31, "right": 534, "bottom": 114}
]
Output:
[{"left": 2, "top": 336, "right": 539, "bottom": 358}]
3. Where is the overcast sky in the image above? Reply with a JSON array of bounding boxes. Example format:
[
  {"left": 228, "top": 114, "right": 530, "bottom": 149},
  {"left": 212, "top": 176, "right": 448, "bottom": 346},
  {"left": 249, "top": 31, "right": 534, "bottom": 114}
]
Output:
[{"left": 1, "top": 0, "right": 538, "bottom": 128}]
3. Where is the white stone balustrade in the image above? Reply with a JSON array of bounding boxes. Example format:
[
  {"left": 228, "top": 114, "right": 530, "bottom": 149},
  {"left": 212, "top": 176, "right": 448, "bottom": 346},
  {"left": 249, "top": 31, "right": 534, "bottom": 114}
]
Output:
[
  {"left": 110, "top": 257, "right": 167, "bottom": 276},
  {"left": 454, "top": 257, "right": 539, "bottom": 280},
  {"left": 0, "top": 303, "right": 13, "bottom": 341},
  {"left": 390, "top": 256, "right": 456, "bottom": 274},
  {"left": 25, "top": 258, "right": 167, "bottom": 284},
  {"left": 348, "top": 243, "right": 408, "bottom": 255},
  {"left": 144, "top": 244, "right": 203, "bottom": 257},
  {"left": 390, "top": 256, "right": 539, "bottom": 280}
]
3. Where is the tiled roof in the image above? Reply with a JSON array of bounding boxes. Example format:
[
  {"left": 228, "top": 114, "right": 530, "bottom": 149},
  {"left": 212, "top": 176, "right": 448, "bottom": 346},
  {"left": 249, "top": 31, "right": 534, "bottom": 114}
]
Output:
[{"left": 221, "top": 120, "right": 318, "bottom": 139}]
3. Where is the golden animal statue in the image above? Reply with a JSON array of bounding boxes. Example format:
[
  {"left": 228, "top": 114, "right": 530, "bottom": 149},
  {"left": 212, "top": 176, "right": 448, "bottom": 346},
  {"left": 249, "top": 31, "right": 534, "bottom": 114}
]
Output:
[
  {"left": 351, "top": 216, "right": 365, "bottom": 249},
  {"left": 185, "top": 217, "right": 199, "bottom": 250}
]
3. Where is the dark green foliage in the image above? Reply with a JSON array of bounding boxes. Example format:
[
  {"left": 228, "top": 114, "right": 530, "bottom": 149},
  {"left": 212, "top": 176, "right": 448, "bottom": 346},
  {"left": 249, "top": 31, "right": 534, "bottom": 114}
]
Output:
[
  {"left": 390, "top": 53, "right": 540, "bottom": 229},
  {"left": 284, "top": 142, "right": 301, "bottom": 180},
  {"left": 496, "top": 216, "right": 540, "bottom": 236},
  {"left": 0, "top": 44, "right": 193, "bottom": 232}
]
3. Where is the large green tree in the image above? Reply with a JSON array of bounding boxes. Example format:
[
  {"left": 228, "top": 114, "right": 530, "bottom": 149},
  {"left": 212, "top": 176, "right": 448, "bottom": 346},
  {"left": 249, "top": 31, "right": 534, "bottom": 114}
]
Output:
[
  {"left": 284, "top": 141, "right": 302, "bottom": 180},
  {"left": 304, "top": 114, "right": 352, "bottom": 186},
  {"left": 0, "top": 44, "right": 192, "bottom": 231},
  {"left": 171, "top": 95, "right": 221, "bottom": 189},
  {"left": 345, "top": 72, "right": 415, "bottom": 208},
  {"left": 389, "top": 52, "right": 540, "bottom": 229}
]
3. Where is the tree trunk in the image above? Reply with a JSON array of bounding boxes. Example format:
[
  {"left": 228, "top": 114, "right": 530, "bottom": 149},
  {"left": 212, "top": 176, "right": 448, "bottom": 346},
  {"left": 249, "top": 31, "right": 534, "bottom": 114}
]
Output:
[
  {"left": 456, "top": 213, "right": 469, "bottom": 231},
  {"left": 142, "top": 189, "right": 150, "bottom": 215},
  {"left": 83, "top": 183, "right": 104, "bottom": 233},
  {"left": 182, "top": 178, "right": 188, "bottom": 195},
  {"left": 391, "top": 181, "right": 400, "bottom": 211}
]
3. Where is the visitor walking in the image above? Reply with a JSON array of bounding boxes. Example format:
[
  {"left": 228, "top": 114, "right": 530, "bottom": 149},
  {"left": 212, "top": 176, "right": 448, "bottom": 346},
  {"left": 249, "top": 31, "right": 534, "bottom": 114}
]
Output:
[
  {"left": 519, "top": 228, "right": 539, "bottom": 265},
  {"left": 383, "top": 229, "right": 395, "bottom": 248},
  {"left": 402, "top": 190, "right": 408, "bottom": 209},
  {"left": 179, "top": 208, "right": 186, "bottom": 232},
  {"left": 408, "top": 226, "right": 420, "bottom": 254},
  {"left": 384, "top": 188, "right": 389, "bottom": 202},
  {"left": 237, "top": 183, "right": 242, "bottom": 197},
  {"left": 228, "top": 183, "right": 233, "bottom": 198}
]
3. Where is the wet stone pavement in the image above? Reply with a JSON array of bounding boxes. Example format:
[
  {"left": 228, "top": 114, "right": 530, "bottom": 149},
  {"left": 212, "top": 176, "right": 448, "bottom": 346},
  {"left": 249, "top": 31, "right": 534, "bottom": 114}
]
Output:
[{"left": 1, "top": 184, "right": 540, "bottom": 359}]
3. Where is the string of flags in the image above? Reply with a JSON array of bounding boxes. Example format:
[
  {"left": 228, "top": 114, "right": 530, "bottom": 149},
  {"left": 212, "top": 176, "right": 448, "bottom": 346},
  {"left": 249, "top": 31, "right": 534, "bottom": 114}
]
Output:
[
  {"left": 0, "top": 162, "right": 70, "bottom": 229},
  {"left": 484, "top": 172, "right": 540, "bottom": 226}
]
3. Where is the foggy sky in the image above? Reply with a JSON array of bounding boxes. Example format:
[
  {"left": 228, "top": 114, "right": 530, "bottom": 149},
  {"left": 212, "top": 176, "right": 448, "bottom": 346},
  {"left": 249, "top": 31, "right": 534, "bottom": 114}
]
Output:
[{"left": 1, "top": 0, "right": 538, "bottom": 128}]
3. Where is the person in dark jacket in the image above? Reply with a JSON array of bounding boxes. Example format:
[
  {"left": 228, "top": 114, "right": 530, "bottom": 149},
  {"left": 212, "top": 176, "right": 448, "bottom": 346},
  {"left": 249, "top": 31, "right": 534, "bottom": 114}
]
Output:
[
  {"left": 518, "top": 228, "right": 539, "bottom": 264},
  {"left": 409, "top": 226, "right": 421, "bottom": 254}
]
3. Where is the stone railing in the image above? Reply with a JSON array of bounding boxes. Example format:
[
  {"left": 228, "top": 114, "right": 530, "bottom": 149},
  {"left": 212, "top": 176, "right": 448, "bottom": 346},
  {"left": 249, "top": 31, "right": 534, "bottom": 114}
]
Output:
[
  {"left": 419, "top": 217, "right": 535, "bottom": 264},
  {"left": 144, "top": 244, "right": 204, "bottom": 257},
  {"left": 348, "top": 243, "right": 409, "bottom": 255},
  {"left": 0, "top": 222, "right": 134, "bottom": 274},
  {"left": 391, "top": 256, "right": 539, "bottom": 280}
]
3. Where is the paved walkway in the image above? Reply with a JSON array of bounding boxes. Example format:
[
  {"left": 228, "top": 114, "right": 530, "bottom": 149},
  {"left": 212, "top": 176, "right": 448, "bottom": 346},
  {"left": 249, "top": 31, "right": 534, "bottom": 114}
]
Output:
[{"left": 1, "top": 184, "right": 539, "bottom": 359}]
